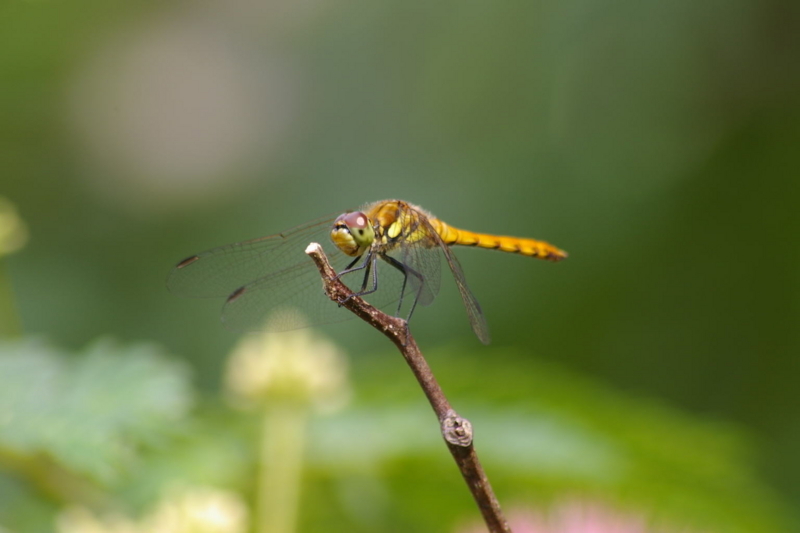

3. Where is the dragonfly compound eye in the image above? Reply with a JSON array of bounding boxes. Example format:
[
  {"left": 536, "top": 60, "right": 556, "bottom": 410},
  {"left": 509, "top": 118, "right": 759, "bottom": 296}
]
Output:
[{"left": 331, "top": 211, "right": 375, "bottom": 256}]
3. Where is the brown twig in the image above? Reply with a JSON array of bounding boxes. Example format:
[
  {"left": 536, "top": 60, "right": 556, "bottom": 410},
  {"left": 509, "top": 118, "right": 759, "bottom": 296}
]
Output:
[{"left": 305, "top": 243, "right": 511, "bottom": 533}]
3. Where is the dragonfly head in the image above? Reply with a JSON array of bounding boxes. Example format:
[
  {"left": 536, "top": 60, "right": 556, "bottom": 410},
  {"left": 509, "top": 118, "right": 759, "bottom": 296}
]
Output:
[{"left": 331, "top": 211, "right": 375, "bottom": 256}]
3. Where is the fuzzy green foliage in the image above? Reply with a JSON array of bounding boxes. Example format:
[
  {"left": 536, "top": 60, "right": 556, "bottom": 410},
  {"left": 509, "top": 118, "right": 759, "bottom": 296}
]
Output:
[
  {"left": 0, "top": 338, "right": 192, "bottom": 532},
  {"left": 0, "top": 340, "right": 795, "bottom": 533}
]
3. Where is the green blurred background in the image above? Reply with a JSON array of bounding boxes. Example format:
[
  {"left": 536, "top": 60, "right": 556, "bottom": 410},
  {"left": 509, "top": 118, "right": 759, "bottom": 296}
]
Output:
[{"left": 1, "top": 0, "right": 799, "bottom": 531}]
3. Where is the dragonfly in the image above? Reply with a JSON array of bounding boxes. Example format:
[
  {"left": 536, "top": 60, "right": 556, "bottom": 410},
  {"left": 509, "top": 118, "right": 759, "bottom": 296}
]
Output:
[{"left": 168, "top": 199, "right": 567, "bottom": 344}]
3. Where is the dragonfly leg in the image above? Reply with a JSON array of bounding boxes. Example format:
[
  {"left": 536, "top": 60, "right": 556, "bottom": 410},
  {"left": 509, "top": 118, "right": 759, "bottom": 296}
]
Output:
[
  {"left": 380, "top": 255, "right": 409, "bottom": 315},
  {"left": 381, "top": 255, "right": 425, "bottom": 321},
  {"left": 335, "top": 254, "right": 368, "bottom": 280},
  {"left": 357, "top": 259, "right": 373, "bottom": 292},
  {"left": 340, "top": 253, "right": 380, "bottom": 303},
  {"left": 403, "top": 265, "right": 426, "bottom": 321}
]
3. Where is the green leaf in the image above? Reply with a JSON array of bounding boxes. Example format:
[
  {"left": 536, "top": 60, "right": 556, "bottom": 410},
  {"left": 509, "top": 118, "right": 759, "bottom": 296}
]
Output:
[{"left": 0, "top": 337, "right": 193, "bottom": 484}]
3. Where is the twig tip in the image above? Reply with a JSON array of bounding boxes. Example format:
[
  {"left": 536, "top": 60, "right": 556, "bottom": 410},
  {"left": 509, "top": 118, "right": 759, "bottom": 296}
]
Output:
[{"left": 305, "top": 242, "right": 322, "bottom": 254}]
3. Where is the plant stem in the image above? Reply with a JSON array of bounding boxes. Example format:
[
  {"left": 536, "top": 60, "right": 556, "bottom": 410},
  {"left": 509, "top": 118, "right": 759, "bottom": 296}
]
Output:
[
  {"left": 257, "top": 401, "right": 308, "bottom": 533},
  {"left": 0, "top": 259, "right": 22, "bottom": 338}
]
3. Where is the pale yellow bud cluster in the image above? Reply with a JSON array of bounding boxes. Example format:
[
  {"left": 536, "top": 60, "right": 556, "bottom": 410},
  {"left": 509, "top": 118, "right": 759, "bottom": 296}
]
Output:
[
  {"left": 57, "top": 486, "right": 248, "bottom": 533},
  {"left": 225, "top": 311, "right": 351, "bottom": 413}
]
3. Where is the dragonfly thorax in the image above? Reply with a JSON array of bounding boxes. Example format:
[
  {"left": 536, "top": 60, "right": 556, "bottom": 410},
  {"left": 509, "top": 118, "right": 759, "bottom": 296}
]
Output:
[{"left": 330, "top": 211, "right": 376, "bottom": 257}]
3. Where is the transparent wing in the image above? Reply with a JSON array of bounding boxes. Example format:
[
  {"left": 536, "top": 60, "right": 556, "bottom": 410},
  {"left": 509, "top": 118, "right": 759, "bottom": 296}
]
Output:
[
  {"left": 167, "top": 214, "right": 341, "bottom": 299},
  {"left": 220, "top": 258, "right": 345, "bottom": 332},
  {"left": 413, "top": 215, "right": 491, "bottom": 344},
  {"left": 397, "top": 232, "right": 441, "bottom": 309}
]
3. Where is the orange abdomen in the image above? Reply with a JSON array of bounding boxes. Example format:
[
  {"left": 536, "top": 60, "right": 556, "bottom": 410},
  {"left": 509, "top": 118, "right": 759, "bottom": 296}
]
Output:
[{"left": 431, "top": 219, "right": 567, "bottom": 262}]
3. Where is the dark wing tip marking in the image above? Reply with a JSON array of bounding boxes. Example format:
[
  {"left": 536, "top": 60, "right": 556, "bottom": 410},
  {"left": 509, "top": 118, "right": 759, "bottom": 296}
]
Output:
[
  {"left": 227, "top": 286, "right": 247, "bottom": 303},
  {"left": 176, "top": 255, "right": 201, "bottom": 268}
]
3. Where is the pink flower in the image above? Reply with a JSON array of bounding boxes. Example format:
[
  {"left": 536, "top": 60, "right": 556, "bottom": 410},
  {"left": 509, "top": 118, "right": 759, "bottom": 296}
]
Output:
[{"left": 456, "top": 500, "right": 697, "bottom": 533}]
